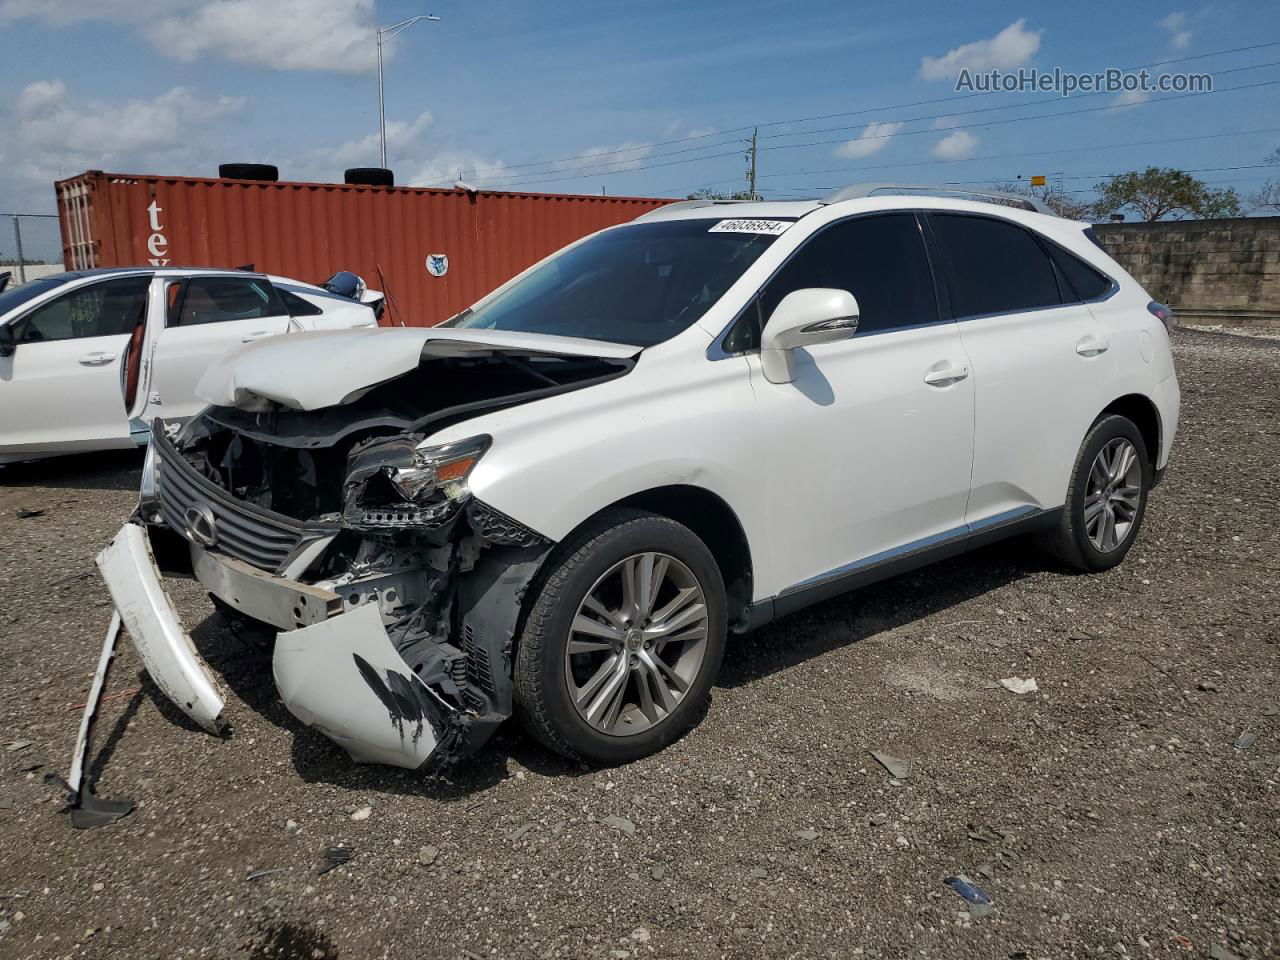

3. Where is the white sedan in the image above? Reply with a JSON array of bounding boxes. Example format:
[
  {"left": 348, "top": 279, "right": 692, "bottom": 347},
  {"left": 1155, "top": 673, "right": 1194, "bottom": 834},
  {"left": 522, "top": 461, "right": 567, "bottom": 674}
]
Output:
[{"left": 0, "top": 267, "right": 380, "bottom": 465}]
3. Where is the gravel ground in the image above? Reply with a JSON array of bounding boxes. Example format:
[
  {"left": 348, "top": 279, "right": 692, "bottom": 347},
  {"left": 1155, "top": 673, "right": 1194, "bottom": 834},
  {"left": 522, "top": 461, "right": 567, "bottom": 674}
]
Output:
[{"left": 1, "top": 328, "right": 1277, "bottom": 960}]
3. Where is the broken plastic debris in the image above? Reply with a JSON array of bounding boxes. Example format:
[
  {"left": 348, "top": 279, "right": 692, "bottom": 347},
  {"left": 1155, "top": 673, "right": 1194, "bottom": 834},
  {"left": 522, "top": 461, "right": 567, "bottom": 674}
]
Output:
[
  {"left": 14, "top": 508, "right": 45, "bottom": 519},
  {"left": 794, "top": 828, "right": 819, "bottom": 841},
  {"left": 944, "top": 874, "right": 993, "bottom": 905},
  {"left": 1233, "top": 731, "right": 1256, "bottom": 751},
  {"left": 318, "top": 846, "right": 353, "bottom": 875},
  {"left": 246, "top": 868, "right": 289, "bottom": 881},
  {"left": 999, "top": 677, "right": 1038, "bottom": 695},
  {"left": 869, "top": 750, "right": 912, "bottom": 780}
]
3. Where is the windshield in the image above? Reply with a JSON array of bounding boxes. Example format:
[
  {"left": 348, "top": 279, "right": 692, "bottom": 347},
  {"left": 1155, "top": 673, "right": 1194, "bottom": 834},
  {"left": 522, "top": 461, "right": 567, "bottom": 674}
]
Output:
[
  {"left": 447, "top": 219, "right": 785, "bottom": 346},
  {"left": 0, "top": 275, "right": 73, "bottom": 317}
]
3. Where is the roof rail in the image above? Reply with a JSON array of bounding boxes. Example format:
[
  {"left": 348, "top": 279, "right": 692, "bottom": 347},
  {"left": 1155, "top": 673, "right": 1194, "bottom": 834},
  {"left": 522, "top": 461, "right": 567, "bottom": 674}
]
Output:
[
  {"left": 633, "top": 198, "right": 757, "bottom": 221},
  {"left": 821, "top": 183, "right": 1056, "bottom": 216}
]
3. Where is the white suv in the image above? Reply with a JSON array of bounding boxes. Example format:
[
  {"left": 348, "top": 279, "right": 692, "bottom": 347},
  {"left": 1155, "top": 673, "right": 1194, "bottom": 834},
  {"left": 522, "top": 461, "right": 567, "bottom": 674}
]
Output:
[{"left": 95, "top": 186, "right": 1179, "bottom": 773}]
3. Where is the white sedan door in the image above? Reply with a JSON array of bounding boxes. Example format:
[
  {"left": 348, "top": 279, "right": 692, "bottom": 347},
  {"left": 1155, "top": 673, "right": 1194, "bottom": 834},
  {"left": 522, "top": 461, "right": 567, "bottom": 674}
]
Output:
[
  {"left": 925, "top": 213, "right": 1119, "bottom": 524},
  {"left": 0, "top": 275, "right": 152, "bottom": 461},
  {"left": 145, "top": 274, "right": 292, "bottom": 421},
  {"left": 741, "top": 212, "right": 975, "bottom": 597}
]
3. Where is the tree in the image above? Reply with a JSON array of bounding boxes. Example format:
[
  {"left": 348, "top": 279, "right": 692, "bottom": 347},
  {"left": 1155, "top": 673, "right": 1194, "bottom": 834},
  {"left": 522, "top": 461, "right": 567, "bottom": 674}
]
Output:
[
  {"left": 1091, "top": 167, "right": 1241, "bottom": 221},
  {"left": 993, "top": 181, "right": 1092, "bottom": 220},
  {"left": 685, "top": 187, "right": 758, "bottom": 200},
  {"left": 1247, "top": 148, "right": 1280, "bottom": 214}
]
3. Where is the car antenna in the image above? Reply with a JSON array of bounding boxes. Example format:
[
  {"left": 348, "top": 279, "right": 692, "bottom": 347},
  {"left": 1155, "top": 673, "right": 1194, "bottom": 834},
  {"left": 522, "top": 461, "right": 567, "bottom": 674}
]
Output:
[{"left": 376, "top": 264, "right": 406, "bottom": 327}]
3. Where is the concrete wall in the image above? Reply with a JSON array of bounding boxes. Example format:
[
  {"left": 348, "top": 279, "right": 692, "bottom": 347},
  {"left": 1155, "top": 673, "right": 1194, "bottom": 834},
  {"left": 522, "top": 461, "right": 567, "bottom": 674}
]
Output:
[{"left": 1093, "top": 217, "right": 1280, "bottom": 332}]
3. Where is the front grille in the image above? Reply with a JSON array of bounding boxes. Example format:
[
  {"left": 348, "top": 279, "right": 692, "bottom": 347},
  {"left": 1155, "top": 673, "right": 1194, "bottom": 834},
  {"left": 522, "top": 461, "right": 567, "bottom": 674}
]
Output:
[{"left": 154, "top": 433, "right": 330, "bottom": 573}]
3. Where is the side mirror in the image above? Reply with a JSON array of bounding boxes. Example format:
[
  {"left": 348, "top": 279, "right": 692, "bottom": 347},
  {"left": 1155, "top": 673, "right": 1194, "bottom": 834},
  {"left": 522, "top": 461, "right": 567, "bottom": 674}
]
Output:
[
  {"left": 759, "top": 288, "right": 859, "bottom": 384},
  {"left": 0, "top": 324, "right": 15, "bottom": 359}
]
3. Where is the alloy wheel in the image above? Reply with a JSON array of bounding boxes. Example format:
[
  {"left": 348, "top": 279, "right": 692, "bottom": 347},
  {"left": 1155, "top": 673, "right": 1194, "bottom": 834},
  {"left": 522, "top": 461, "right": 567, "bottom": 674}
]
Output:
[
  {"left": 1085, "top": 437, "right": 1143, "bottom": 553},
  {"left": 563, "top": 552, "right": 709, "bottom": 736}
]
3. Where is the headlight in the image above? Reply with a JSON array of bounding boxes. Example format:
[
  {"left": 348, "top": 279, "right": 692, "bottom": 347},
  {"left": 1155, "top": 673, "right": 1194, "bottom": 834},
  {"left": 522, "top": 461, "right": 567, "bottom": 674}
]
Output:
[
  {"left": 138, "top": 439, "right": 160, "bottom": 521},
  {"left": 390, "top": 435, "right": 490, "bottom": 502}
]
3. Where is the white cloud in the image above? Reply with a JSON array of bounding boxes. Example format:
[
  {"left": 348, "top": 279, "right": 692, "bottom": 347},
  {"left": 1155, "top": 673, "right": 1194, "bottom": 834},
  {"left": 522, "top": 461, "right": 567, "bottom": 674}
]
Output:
[
  {"left": 324, "top": 112, "right": 434, "bottom": 170},
  {"left": 1158, "top": 11, "right": 1192, "bottom": 50},
  {"left": 1111, "top": 89, "right": 1152, "bottom": 110},
  {"left": 408, "top": 153, "right": 509, "bottom": 188},
  {"left": 834, "top": 121, "right": 904, "bottom": 159},
  {"left": 1, "top": 0, "right": 381, "bottom": 73},
  {"left": 8, "top": 79, "right": 245, "bottom": 204},
  {"left": 553, "top": 142, "right": 654, "bottom": 173},
  {"left": 920, "top": 19, "right": 1042, "bottom": 80},
  {"left": 933, "top": 130, "right": 979, "bottom": 159}
]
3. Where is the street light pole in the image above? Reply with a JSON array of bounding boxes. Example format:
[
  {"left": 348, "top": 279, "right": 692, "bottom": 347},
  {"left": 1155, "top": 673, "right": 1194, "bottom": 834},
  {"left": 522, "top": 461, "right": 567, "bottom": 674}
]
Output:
[{"left": 376, "top": 14, "right": 440, "bottom": 169}]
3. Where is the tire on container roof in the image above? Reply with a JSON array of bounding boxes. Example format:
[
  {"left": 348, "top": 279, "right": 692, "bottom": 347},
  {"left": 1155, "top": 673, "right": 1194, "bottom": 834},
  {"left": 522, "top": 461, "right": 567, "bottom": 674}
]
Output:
[
  {"left": 345, "top": 167, "right": 395, "bottom": 187},
  {"left": 219, "top": 163, "right": 279, "bottom": 182}
]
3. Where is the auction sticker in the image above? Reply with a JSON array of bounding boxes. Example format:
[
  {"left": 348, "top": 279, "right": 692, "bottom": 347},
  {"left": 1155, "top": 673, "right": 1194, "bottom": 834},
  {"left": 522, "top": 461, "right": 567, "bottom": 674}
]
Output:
[{"left": 708, "top": 219, "right": 792, "bottom": 235}]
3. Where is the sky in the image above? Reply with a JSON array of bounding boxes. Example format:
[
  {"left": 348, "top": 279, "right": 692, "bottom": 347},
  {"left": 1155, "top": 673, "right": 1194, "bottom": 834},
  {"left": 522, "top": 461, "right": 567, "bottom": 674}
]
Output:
[{"left": 0, "top": 0, "right": 1278, "bottom": 223}]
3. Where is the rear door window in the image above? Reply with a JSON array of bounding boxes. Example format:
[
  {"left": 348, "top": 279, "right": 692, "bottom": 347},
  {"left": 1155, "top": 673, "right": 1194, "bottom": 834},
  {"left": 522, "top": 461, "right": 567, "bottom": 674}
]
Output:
[
  {"left": 172, "top": 276, "right": 285, "bottom": 326},
  {"left": 928, "top": 214, "right": 1064, "bottom": 318},
  {"left": 11, "top": 276, "right": 151, "bottom": 343}
]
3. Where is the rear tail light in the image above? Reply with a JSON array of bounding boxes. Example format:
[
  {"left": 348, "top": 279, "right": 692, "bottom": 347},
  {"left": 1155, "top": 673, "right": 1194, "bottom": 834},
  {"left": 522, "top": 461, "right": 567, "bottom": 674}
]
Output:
[{"left": 1147, "top": 301, "right": 1174, "bottom": 332}]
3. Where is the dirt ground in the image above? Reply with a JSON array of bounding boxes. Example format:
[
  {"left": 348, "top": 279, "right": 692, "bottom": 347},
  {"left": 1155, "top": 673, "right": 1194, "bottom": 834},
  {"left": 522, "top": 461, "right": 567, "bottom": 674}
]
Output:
[{"left": 1, "top": 328, "right": 1276, "bottom": 960}]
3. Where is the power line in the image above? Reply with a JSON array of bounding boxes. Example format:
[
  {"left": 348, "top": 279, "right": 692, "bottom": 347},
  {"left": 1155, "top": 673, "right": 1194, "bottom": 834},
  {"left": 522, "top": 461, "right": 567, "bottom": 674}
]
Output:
[
  {"left": 447, "top": 39, "right": 1280, "bottom": 180},
  {"left": 666, "top": 127, "right": 1280, "bottom": 195},
  {"left": 457, "top": 77, "right": 1280, "bottom": 190}
]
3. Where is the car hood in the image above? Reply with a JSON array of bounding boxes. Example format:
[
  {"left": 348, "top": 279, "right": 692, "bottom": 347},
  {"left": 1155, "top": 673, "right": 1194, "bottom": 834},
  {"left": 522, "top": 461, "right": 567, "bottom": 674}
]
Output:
[{"left": 194, "top": 326, "right": 641, "bottom": 412}]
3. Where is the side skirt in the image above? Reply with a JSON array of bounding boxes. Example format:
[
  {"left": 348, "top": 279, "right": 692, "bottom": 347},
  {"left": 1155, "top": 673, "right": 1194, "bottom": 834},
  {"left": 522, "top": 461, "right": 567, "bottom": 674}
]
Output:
[{"left": 739, "top": 506, "right": 1062, "bottom": 632}]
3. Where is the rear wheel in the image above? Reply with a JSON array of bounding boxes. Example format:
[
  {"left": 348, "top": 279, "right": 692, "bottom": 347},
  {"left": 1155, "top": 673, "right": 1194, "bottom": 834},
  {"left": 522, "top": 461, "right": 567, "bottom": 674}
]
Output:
[
  {"left": 514, "top": 509, "right": 727, "bottom": 764},
  {"left": 1039, "top": 414, "right": 1150, "bottom": 571}
]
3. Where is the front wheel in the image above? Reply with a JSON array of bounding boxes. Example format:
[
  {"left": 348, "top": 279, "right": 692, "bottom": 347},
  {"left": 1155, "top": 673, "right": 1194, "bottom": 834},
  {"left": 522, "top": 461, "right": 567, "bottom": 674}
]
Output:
[
  {"left": 1038, "top": 414, "right": 1151, "bottom": 572},
  {"left": 513, "top": 509, "right": 727, "bottom": 764}
]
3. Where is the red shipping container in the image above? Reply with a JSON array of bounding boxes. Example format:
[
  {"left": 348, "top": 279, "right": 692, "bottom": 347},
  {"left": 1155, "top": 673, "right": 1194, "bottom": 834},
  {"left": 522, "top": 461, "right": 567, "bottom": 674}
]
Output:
[{"left": 56, "top": 171, "right": 673, "bottom": 326}]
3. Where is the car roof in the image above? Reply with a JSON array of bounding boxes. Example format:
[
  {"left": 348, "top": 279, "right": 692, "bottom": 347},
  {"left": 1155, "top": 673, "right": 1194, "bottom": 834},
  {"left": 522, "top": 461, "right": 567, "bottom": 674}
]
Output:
[{"left": 635, "top": 188, "right": 1067, "bottom": 227}]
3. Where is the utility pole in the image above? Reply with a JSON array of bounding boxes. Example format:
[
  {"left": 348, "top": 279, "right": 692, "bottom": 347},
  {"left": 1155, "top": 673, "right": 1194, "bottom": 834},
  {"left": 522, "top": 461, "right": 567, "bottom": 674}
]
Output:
[
  {"left": 746, "top": 127, "right": 758, "bottom": 200},
  {"left": 376, "top": 13, "right": 441, "bottom": 168}
]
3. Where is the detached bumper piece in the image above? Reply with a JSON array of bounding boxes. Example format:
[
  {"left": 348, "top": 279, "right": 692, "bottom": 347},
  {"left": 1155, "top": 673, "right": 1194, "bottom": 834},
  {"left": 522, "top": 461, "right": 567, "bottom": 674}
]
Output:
[
  {"left": 96, "top": 522, "right": 472, "bottom": 772},
  {"left": 274, "top": 604, "right": 465, "bottom": 769},
  {"left": 97, "top": 523, "right": 229, "bottom": 735}
]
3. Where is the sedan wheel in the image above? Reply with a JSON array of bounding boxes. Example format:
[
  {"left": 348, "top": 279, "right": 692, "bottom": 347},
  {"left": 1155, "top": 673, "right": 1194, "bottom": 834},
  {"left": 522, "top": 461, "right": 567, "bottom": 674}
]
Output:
[{"left": 565, "top": 552, "right": 709, "bottom": 736}]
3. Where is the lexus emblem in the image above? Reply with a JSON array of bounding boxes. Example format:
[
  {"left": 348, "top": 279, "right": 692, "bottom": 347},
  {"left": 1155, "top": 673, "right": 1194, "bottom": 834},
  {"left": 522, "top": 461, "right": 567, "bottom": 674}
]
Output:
[{"left": 183, "top": 504, "right": 218, "bottom": 548}]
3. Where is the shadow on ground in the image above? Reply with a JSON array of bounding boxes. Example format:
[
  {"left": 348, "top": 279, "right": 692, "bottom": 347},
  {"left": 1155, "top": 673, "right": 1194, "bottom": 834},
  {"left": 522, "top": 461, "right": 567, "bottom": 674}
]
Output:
[
  {"left": 0, "top": 448, "right": 144, "bottom": 491},
  {"left": 125, "top": 535, "right": 1055, "bottom": 800}
]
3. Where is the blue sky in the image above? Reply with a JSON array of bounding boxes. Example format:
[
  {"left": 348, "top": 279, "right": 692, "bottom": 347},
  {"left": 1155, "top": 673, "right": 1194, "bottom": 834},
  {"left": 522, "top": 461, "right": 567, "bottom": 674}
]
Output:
[{"left": 1, "top": 0, "right": 1277, "bottom": 217}]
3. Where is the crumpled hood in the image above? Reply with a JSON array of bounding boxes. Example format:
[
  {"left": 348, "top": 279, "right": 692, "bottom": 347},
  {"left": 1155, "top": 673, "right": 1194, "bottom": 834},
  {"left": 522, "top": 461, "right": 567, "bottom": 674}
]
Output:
[{"left": 195, "top": 326, "right": 641, "bottom": 412}]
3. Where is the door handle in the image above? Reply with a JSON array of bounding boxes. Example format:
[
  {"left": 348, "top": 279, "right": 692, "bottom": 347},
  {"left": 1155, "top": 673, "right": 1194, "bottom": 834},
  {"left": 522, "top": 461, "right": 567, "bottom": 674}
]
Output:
[
  {"left": 78, "top": 352, "right": 115, "bottom": 366},
  {"left": 241, "top": 331, "right": 273, "bottom": 342},
  {"left": 1075, "top": 336, "right": 1110, "bottom": 357},
  {"left": 923, "top": 364, "right": 969, "bottom": 386}
]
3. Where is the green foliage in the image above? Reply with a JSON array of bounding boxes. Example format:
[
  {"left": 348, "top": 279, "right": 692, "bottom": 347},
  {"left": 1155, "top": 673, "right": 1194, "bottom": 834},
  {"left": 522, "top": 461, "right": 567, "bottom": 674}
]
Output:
[
  {"left": 993, "top": 181, "right": 1092, "bottom": 220},
  {"left": 1091, "top": 167, "right": 1242, "bottom": 222},
  {"left": 685, "top": 188, "right": 759, "bottom": 200}
]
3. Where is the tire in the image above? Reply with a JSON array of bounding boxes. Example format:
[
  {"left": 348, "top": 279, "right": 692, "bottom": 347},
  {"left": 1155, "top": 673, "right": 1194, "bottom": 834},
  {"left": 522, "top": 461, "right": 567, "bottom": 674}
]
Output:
[
  {"left": 1038, "top": 414, "right": 1151, "bottom": 572},
  {"left": 344, "top": 167, "right": 395, "bottom": 187},
  {"left": 514, "top": 509, "right": 727, "bottom": 764},
  {"left": 218, "top": 163, "right": 279, "bottom": 182}
]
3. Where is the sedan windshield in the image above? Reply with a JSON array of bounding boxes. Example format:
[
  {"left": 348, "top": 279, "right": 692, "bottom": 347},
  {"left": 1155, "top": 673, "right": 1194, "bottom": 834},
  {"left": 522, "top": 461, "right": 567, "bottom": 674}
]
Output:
[{"left": 448, "top": 219, "right": 785, "bottom": 346}]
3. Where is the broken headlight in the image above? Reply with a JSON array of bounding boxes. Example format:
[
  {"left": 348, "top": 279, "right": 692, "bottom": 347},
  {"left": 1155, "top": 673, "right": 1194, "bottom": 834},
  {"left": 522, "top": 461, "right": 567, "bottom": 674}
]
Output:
[{"left": 390, "top": 435, "right": 491, "bottom": 502}]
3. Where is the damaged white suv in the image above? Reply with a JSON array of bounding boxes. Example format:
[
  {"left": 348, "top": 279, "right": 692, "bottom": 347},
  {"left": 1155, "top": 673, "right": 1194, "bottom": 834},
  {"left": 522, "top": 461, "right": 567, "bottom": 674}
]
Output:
[{"left": 96, "top": 186, "right": 1180, "bottom": 771}]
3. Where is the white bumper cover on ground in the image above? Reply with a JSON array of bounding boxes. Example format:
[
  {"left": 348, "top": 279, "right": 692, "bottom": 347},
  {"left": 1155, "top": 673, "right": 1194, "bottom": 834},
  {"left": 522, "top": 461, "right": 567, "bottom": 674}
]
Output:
[
  {"left": 97, "top": 523, "right": 457, "bottom": 769},
  {"left": 96, "top": 523, "right": 228, "bottom": 734}
]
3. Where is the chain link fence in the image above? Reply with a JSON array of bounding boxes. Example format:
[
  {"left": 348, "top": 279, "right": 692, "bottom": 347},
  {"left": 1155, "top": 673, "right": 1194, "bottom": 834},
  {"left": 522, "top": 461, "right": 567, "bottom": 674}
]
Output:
[{"left": 0, "top": 213, "right": 64, "bottom": 287}]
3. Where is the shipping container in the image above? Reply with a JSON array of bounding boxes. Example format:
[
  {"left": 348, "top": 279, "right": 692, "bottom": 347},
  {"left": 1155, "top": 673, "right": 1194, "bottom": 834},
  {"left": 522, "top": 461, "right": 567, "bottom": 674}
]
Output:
[{"left": 56, "top": 171, "right": 673, "bottom": 326}]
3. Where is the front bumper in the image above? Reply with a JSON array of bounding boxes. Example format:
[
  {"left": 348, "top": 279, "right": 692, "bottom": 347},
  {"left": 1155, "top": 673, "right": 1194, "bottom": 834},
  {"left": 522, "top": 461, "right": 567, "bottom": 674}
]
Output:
[{"left": 96, "top": 522, "right": 465, "bottom": 770}]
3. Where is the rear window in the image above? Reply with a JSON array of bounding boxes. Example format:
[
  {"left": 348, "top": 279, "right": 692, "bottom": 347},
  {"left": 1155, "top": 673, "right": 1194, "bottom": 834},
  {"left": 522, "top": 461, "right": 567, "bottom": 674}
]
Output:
[{"left": 929, "top": 213, "right": 1063, "bottom": 318}]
